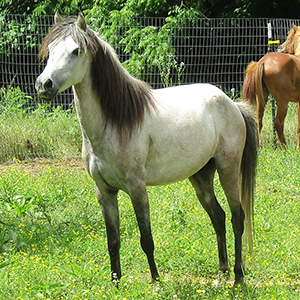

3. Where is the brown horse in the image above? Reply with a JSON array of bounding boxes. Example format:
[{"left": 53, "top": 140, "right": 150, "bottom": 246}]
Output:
[{"left": 243, "top": 26, "right": 300, "bottom": 148}]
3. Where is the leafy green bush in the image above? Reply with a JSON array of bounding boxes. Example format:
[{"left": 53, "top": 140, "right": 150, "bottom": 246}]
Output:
[{"left": 0, "top": 13, "right": 38, "bottom": 55}]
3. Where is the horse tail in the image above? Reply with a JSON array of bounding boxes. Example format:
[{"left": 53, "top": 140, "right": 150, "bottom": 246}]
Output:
[
  {"left": 243, "top": 61, "right": 266, "bottom": 106},
  {"left": 236, "top": 102, "right": 258, "bottom": 254}
]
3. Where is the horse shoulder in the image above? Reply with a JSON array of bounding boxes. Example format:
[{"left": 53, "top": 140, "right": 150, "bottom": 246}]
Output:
[{"left": 80, "top": 127, "right": 147, "bottom": 191}]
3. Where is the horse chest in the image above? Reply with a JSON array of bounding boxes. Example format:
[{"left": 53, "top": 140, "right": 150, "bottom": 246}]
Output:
[{"left": 86, "top": 153, "right": 124, "bottom": 190}]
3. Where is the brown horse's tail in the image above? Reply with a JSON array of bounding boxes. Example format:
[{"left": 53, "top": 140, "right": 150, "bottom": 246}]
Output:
[
  {"left": 236, "top": 102, "right": 258, "bottom": 255},
  {"left": 242, "top": 61, "right": 266, "bottom": 106}
]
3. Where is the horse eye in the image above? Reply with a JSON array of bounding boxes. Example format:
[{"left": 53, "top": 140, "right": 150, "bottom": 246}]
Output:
[{"left": 72, "top": 48, "right": 80, "bottom": 56}]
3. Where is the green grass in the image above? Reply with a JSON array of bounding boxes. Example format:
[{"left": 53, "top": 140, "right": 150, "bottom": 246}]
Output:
[
  {"left": 0, "top": 147, "right": 300, "bottom": 299},
  {"left": 0, "top": 107, "right": 82, "bottom": 162},
  {"left": 0, "top": 93, "right": 300, "bottom": 298}
]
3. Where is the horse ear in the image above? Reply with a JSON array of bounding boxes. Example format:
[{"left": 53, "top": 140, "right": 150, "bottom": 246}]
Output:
[
  {"left": 292, "top": 23, "right": 299, "bottom": 32},
  {"left": 77, "top": 13, "right": 87, "bottom": 31},
  {"left": 54, "top": 11, "right": 63, "bottom": 24}
]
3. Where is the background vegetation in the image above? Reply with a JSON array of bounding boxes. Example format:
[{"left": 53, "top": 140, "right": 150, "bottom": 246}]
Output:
[
  {"left": 0, "top": 86, "right": 81, "bottom": 163},
  {"left": 1, "top": 0, "right": 299, "bottom": 103},
  {"left": 1, "top": 0, "right": 300, "bottom": 18},
  {"left": 1, "top": 86, "right": 299, "bottom": 162}
]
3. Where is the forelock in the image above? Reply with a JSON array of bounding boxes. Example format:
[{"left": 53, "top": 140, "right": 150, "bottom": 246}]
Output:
[{"left": 39, "top": 18, "right": 99, "bottom": 62}]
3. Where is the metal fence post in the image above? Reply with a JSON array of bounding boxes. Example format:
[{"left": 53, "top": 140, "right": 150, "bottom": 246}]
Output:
[{"left": 267, "top": 21, "right": 278, "bottom": 148}]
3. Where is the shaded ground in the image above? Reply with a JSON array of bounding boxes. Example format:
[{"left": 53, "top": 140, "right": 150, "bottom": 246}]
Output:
[{"left": 0, "top": 158, "right": 85, "bottom": 176}]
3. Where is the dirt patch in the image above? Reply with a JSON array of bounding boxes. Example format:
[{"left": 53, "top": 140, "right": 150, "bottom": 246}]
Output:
[{"left": 0, "top": 157, "right": 85, "bottom": 176}]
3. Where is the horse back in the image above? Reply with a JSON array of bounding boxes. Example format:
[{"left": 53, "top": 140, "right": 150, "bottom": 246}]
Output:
[
  {"left": 261, "top": 52, "right": 300, "bottom": 102},
  {"left": 144, "top": 84, "right": 246, "bottom": 185}
]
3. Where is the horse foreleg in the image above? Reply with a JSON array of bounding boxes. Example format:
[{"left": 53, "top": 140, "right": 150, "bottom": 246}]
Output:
[
  {"left": 189, "top": 159, "right": 229, "bottom": 276},
  {"left": 274, "top": 105, "right": 288, "bottom": 147},
  {"left": 297, "top": 102, "right": 300, "bottom": 148},
  {"left": 95, "top": 185, "right": 121, "bottom": 283},
  {"left": 129, "top": 184, "right": 159, "bottom": 282}
]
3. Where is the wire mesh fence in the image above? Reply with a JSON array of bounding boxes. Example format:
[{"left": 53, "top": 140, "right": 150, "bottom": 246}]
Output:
[
  {"left": 2, "top": 15, "right": 300, "bottom": 105},
  {"left": 1, "top": 15, "right": 300, "bottom": 161}
]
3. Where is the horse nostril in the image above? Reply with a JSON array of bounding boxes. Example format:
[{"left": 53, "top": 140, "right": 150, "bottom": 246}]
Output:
[{"left": 44, "top": 79, "right": 53, "bottom": 90}]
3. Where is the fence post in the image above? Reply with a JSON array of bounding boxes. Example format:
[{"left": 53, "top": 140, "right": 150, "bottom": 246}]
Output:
[{"left": 267, "top": 21, "right": 278, "bottom": 148}]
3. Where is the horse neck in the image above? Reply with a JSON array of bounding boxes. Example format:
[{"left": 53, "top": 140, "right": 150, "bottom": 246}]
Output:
[
  {"left": 73, "top": 72, "right": 106, "bottom": 143},
  {"left": 294, "top": 43, "right": 300, "bottom": 55}
]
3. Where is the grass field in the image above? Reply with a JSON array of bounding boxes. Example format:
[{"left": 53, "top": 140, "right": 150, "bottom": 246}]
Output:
[{"left": 0, "top": 99, "right": 300, "bottom": 299}]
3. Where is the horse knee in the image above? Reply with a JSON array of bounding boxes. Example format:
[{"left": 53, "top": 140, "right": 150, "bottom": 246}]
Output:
[{"left": 274, "top": 118, "right": 282, "bottom": 131}]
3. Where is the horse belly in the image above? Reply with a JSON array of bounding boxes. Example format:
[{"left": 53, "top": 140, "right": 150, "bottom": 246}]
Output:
[
  {"left": 145, "top": 160, "right": 209, "bottom": 186},
  {"left": 145, "top": 133, "right": 216, "bottom": 186}
]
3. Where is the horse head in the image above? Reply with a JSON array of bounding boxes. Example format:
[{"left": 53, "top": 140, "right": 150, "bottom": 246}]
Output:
[
  {"left": 35, "top": 13, "right": 90, "bottom": 101},
  {"left": 278, "top": 23, "right": 300, "bottom": 55}
]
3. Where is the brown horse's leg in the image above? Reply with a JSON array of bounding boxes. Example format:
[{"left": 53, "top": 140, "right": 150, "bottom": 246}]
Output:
[
  {"left": 189, "top": 159, "right": 229, "bottom": 276},
  {"left": 274, "top": 104, "right": 288, "bottom": 147},
  {"left": 257, "top": 99, "right": 266, "bottom": 133},
  {"left": 256, "top": 87, "right": 268, "bottom": 145},
  {"left": 297, "top": 103, "right": 300, "bottom": 148}
]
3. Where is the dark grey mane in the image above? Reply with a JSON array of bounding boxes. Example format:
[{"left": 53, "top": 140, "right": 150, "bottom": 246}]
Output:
[{"left": 39, "top": 17, "right": 156, "bottom": 139}]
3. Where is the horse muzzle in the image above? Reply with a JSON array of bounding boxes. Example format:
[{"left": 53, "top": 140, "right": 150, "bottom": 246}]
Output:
[{"left": 35, "top": 77, "right": 58, "bottom": 101}]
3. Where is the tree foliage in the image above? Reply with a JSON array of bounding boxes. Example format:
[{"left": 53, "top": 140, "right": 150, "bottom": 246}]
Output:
[
  {"left": 2, "top": 0, "right": 300, "bottom": 18},
  {"left": 0, "top": 0, "right": 93, "bottom": 15}
]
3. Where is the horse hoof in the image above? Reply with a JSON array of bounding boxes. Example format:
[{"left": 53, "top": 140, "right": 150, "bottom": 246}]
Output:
[
  {"left": 151, "top": 277, "right": 160, "bottom": 284},
  {"left": 234, "top": 276, "right": 244, "bottom": 285}
]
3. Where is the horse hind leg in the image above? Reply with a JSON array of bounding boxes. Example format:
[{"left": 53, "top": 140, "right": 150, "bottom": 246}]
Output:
[
  {"left": 274, "top": 103, "right": 288, "bottom": 147},
  {"left": 257, "top": 91, "right": 268, "bottom": 133},
  {"left": 216, "top": 155, "right": 245, "bottom": 284},
  {"left": 256, "top": 86, "right": 269, "bottom": 144},
  {"left": 189, "top": 159, "right": 229, "bottom": 276}
]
